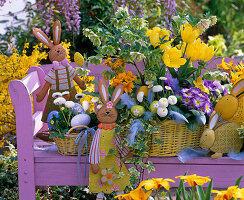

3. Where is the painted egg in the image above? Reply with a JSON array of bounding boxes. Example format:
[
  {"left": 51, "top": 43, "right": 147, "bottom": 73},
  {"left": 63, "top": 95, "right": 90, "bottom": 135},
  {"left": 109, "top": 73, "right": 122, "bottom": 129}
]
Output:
[
  {"left": 74, "top": 52, "right": 84, "bottom": 67},
  {"left": 71, "top": 114, "right": 91, "bottom": 129},
  {"left": 131, "top": 105, "right": 145, "bottom": 117},
  {"left": 149, "top": 101, "right": 159, "bottom": 114},
  {"left": 73, "top": 103, "right": 84, "bottom": 115},
  {"left": 136, "top": 86, "right": 149, "bottom": 97},
  {"left": 47, "top": 111, "right": 59, "bottom": 129}
]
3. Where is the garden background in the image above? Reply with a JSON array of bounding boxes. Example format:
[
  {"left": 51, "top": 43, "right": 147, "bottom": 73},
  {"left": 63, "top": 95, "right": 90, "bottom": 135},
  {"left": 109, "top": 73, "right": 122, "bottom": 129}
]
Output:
[{"left": 0, "top": 0, "right": 243, "bottom": 199}]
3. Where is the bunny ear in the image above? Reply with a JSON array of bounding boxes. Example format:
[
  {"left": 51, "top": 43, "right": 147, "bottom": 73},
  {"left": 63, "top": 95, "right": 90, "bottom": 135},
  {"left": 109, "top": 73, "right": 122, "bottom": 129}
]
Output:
[
  {"left": 231, "top": 76, "right": 244, "bottom": 97},
  {"left": 209, "top": 111, "right": 220, "bottom": 130},
  {"left": 111, "top": 84, "right": 124, "bottom": 106},
  {"left": 33, "top": 28, "right": 54, "bottom": 49},
  {"left": 98, "top": 79, "right": 109, "bottom": 105},
  {"left": 53, "top": 20, "right": 61, "bottom": 45}
]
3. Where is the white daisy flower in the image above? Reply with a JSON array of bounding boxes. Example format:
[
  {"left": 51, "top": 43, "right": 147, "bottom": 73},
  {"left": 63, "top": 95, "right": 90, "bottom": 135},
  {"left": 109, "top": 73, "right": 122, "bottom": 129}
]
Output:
[
  {"left": 152, "top": 85, "right": 163, "bottom": 92},
  {"left": 52, "top": 92, "right": 62, "bottom": 98},
  {"left": 53, "top": 97, "right": 66, "bottom": 105},
  {"left": 165, "top": 86, "right": 172, "bottom": 90},
  {"left": 62, "top": 91, "right": 70, "bottom": 96},
  {"left": 159, "top": 98, "right": 168, "bottom": 108},
  {"left": 75, "top": 93, "right": 85, "bottom": 100},
  {"left": 145, "top": 81, "right": 154, "bottom": 85},
  {"left": 91, "top": 97, "right": 99, "bottom": 103},
  {"left": 65, "top": 101, "right": 75, "bottom": 108},
  {"left": 97, "top": 104, "right": 103, "bottom": 110},
  {"left": 159, "top": 77, "right": 167, "bottom": 81},
  {"left": 157, "top": 107, "right": 168, "bottom": 117},
  {"left": 168, "top": 95, "right": 177, "bottom": 105},
  {"left": 82, "top": 101, "right": 90, "bottom": 111},
  {"left": 137, "top": 91, "right": 144, "bottom": 103}
]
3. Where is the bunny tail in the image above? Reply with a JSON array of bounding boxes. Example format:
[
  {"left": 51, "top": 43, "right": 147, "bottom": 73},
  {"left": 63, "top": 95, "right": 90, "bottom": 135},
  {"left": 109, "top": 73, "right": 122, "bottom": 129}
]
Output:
[
  {"left": 228, "top": 150, "right": 244, "bottom": 160},
  {"left": 196, "top": 115, "right": 206, "bottom": 125},
  {"left": 120, "top": 93, "right": 136, "bottom": 109},
  {"left": 144, "top": 111, "right": 154, "bottom": 120},
  {"left": 128, "top": 119, "right": 145, "bottom": 146},
  {"left": 178, "top": 147, "right": 209, "bottom": 163},
  {"left": 169, "top": 110, "right": 189, "bottom": 123}
]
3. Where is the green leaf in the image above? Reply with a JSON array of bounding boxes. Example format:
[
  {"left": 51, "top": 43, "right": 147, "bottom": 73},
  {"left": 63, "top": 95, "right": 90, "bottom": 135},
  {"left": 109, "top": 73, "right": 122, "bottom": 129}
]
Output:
[
  {"left": 146, "top": 161, "right": 155, "bottom": 173},
  {"left": 235, "top": 176, "right": 243, "bottom": 186},
  {"left": 187, "top": 117, "right": 199, "bottom": 132},
  {"left": 196, "top": 185, "right": 205, "bottom": 200},
  {"left": 168, "top": 67, "right": 178, "bottom": 78},
  {"left": 128, "top": 167, "right": 140, "bottom": 177},
  {"left": 108, "top": 148, "right": 116, "bottom": 155},
  {"left": 50, "top": 132, "right": 58, "bottom": 138},
  {"left": 83, "top": 91, "right": 100, "bottom": 97},
  {"left": 205, "top": 179, "right": 213, "bottom": 200},
  {"left": 154, "top": 138, "right": 163, "bottom": 146},
  {"left": 0, "top": 20, "right": 9, "bottom": 23},
  {"left": 190, "top": 109, "right": 202, "bottom": 117},
  {"left": 168, "top": 192, "right": 173, "bottom": 200},
  {"left": 178, "top": 58, "right": 191, "bottom": 78}
]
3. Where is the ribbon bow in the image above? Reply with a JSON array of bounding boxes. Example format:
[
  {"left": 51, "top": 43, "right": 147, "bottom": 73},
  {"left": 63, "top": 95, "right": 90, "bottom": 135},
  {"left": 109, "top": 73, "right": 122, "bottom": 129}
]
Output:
[
  {"left": 75, "top": 127, "right": 96, "bottom": 184},
  {"left": 52, "top": 59, "right": 69, "bottom": 70}
]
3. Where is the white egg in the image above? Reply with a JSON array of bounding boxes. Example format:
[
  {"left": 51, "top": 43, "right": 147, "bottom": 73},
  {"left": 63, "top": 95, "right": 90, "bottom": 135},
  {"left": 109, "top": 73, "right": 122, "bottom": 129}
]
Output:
[{"left": 71, "top": 114, "right": 91, "bottom": 129}]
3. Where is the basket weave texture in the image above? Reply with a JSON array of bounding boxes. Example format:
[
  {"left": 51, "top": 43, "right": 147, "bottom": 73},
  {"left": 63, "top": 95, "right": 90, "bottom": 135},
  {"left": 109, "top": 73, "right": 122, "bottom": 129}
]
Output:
[
  {"left": 54, "top": 125, "right": 92, "bottom": 156},
  {"left": 149, "top": 120, "right": 206, "bottom": 157}
]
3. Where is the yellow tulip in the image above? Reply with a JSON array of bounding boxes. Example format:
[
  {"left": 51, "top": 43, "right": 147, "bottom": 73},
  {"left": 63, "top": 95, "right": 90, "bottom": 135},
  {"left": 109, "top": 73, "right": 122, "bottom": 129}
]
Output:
[
  {"left": 138, "top": 178, "right": 175, "bottom": 190},
  {"left": 180, "top": 23, "right": 200, "bottom": 44},
  {"left": 162, "top": 47, "right": 187, "bottom": 68},
  {"left": 185, "top": 38, "right": 202, "bottom": 61},
  {"left": 175, "top": 174, "right": 210, "bottom": 187},
  {"left": 147, "top": 27, "right": 172, "bottom": 50},
  {"left": 234, "top": 188, "right": 244, "bottom": 199},
  {"left": 130, "top": 187, "right": 152, "bottom": 200},
  {"left": 115, "top": 193, "right": 132, "bottom": 200},
  {"left": 212, "top": 186, "right": 238, "bottom": 200},
  {"left": 176, "top": 42, "right": 187, "bottom": 53},
  {"left": 199, "top": 43, "right": 215, "bottom": 62}
]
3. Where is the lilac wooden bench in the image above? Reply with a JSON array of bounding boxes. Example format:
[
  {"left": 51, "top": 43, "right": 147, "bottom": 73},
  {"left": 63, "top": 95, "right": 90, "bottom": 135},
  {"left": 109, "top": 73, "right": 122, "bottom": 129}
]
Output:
[{"left": 8, "top": 58, "right": 244, "bottom": 200}]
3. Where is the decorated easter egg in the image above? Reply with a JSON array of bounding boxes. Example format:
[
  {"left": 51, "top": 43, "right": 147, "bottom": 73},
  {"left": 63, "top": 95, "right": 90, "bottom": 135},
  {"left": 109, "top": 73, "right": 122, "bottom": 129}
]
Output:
[
  {"left": 47, "top": 111, "right": 59, "bottom": 129},
  {"left": 74, "top": 52, "right": 84, "bottom": 67},
  {"left": 131, "top": 105, "right": 145, "bottom": 117},
  {"left": 149, "top": 101, "right": 159, "bottom": 114},
  {"left": 71, "top": 114, "right": 91, "bottom": 129},
  {"left": 136, "top": 86, "right": 149, "bottom": 97},
  {"left": 73, "top": 103, "right": 84, "bottom": 115}
]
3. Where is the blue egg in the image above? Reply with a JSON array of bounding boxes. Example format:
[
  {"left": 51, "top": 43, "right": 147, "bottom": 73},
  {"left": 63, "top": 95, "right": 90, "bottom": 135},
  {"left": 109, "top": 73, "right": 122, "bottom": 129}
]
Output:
[
  {"left": 47, "top": 111, "right": 59, "bottom": 129},
  {"left": 71, "top": 114, "right": 91, "bottom": 130},
  {"left": 73, "top": 103, "right": 84, "bottom": 115}
]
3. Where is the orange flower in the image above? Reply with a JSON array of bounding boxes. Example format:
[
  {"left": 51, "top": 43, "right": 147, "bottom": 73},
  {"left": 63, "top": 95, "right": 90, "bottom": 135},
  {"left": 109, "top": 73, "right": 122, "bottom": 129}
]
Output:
[
  {"left": 175, "top": 174, "right": 210, "bottom": 187},
  {"left": 138, "top": 178, "right": 175, "bottom": 190}
]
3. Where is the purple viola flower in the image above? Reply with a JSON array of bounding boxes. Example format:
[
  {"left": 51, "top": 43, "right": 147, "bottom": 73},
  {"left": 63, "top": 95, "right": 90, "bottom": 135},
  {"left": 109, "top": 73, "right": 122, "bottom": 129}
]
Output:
[
  {"left": 182, "top": 96, "right": 192, "bottom": 106},
  {"left": 192, "top": 96, "right": 205, "bottom": 108},
  {"left": 222, "top": 86, "right": 228, "bottom": 96},
  {"left": 203, "top": 102, "right": 213, "bottom": 115}
]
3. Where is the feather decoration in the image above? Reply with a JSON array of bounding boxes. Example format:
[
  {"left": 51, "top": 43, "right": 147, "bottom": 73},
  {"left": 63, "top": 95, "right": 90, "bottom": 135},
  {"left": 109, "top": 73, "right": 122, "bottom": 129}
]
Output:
[
  {"left": 128, "top": 119, "right": 145, "bottom": 146},
  {"left": 228, "top": 150, "right": 244, "bottom": 160},
  {"left": 147, "top": 88, "right": 154, "bottom": 104},
  {"left": 120, "top": 93, "right": 136, "bottom": 109},
  {"left": 178, "top": 147, "right": 209, "bottom": 163},
  {"left": 144, "top": 111, "right": 154, "bottom": 120},
  {"left": 169, "top": 110, "right": 189, "bottom": 123},
  {"left": 196, "top": 115, "right": 206, "bottom": 125}
]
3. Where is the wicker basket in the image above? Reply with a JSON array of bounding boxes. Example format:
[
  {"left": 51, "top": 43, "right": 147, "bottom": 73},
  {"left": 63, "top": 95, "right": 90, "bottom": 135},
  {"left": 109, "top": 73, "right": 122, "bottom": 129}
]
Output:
[
  {"left": 149, "top": 120, "right": 206, "bottom": 157},
  {"left": 54, "top": 125, "right": 93, "bottom": 156}
]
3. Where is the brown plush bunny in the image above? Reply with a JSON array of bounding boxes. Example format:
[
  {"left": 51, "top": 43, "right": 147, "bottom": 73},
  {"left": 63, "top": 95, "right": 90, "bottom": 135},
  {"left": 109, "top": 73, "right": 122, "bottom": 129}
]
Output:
[
  {"left": 88, "top": 79, "right": 130, "bottom": 200},
  {"left": 33, "top": 20, "right": 86, "bottom": 124}
]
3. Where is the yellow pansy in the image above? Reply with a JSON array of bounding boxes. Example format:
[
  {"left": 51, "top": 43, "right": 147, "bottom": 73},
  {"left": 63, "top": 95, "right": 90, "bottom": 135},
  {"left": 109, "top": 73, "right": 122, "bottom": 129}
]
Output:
[
  {"left": 180, "top": 23, "right": 200, "bottom": 44},
  {"left": 193, "top": 77, "right": 210, "bottom": 94},
  {"left": 175, "top": 174, "right": 210, "bottom": 187},
  {"left": 130, "top": 187, "right": 152, "bottom": 200},
  {"left": 212, "top": 186, "right": 238, "bottom": 200},
  {"left": 162, "top": 47, "right": 187, "bottom": 68},
  {"left": 199, "top": 43, "right": 215, "bottom": 62},
  {"left": 185, "top": 38, "right": 202, "bottom": 61},
  {"left": 138, "top": 178, "right": 175, "bottom": 190},
  {"left": 147, "top": 27, "right": 173, "bottom": 50}
]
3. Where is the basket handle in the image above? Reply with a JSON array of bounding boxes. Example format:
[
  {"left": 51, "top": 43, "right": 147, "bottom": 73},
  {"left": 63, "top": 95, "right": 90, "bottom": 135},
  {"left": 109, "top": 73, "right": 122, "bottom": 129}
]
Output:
[{"left": 66, "top": 125, "right": 89, "bottom": 135}]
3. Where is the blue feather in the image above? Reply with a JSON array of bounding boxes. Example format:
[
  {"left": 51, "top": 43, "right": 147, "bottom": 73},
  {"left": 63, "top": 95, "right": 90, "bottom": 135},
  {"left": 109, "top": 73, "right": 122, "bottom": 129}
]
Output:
[
  {"left": 178, "top": 147, "right": 209, "bottom": 163},
  {"left": 196, "top": 115, "right": 206, "bottom": 125},
  {"left": 147, "top": 88, "right": 154, "bottom": 104},
  {"left": 169, "top": 110, "right": 189, "bottom": 123},
  {"left": 228, "top": 150, "right": 244, "bottom": 160},
  {"left": 144, "top": 111, "right": 154, "bottom": 120},
  {"left": 120, "top": 93, "right": 136, "bottom": 109},
  {"left": 128, "top": 119, "right": 145, "bottom": 146}
]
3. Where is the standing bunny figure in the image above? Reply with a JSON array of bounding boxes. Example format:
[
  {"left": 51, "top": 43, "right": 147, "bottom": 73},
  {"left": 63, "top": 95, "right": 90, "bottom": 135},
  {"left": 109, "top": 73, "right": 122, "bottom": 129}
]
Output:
[
  {"left": 89, "top": 79, "right": 130, "bottom": 200},
  {"left": 200, "top": 76, "right": 244, "bottom": 158},
  {"left": 33, "top": 20, "right": 86, "bottom": 123}
]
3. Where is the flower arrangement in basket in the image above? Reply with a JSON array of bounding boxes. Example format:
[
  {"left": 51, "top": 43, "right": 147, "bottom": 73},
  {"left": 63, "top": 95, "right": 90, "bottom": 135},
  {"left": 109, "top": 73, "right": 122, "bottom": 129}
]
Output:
[
  {"left": 83, "top": 7, "right": 229, "bottom": 184},
  {"left": 44, "top": 92, "right": 98, "bottom": 156}
]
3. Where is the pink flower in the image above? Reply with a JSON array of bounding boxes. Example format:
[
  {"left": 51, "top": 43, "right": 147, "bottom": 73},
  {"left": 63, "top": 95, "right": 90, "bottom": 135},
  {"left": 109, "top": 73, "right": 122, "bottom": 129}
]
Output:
[
  {"left": 99, "top": 149, "right": 107, "bottom": 159},
  {"left": 110, "top": 138, "right": 117, "bottom": 148},
  {"left": 96, "top": 180, "right": 105, "bottom": 189},
  {"left": 106, "top": 101, "right": 113, "bottom": 108},
  {"left": 115, "top": 157, "right": 121, "bottom": 166},
  {"left": 111, "top": 184, "right": 119, "bottom": 191}
]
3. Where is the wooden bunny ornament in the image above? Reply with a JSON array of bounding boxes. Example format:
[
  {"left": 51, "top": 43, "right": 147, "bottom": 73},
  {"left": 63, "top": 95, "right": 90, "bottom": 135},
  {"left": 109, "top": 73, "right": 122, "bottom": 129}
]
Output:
[
  {"left": 33, "top": 20, "right": 86, "bottom": 123},
  {"left": 89, "top": 79, "right": 130, "bottom": 200},
  {"left": 200, "top": 77, "right": 244, "bottom": 158}
]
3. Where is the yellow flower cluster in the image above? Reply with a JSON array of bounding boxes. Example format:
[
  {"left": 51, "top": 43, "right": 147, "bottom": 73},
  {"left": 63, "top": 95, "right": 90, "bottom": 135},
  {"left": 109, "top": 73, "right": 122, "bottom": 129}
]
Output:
[
  {"left": 0, "top": 43, "right": 48, "bottom": 147},
  {"left": 217, "top": 58, "right": 244, "bottom": 83},
  {"left": 111, "top": 71, "right": 137, "bottom": 93},
  {"left": 102, "top": 57, "right": 126, "bottom": 72}
]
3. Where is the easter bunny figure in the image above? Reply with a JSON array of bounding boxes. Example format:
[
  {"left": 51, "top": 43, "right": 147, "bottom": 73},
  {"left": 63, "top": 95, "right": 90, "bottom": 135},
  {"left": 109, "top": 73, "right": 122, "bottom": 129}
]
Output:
[
  {"left": 89, "top": 79, "right": 130, "bottom": 200},
  {"left": 200, "top": 76, "right": 244, "bottom": 158},
  {"left": 33, "top": 20, "right": 86, "bottom": 124}
]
